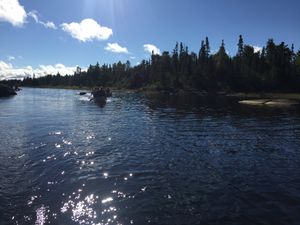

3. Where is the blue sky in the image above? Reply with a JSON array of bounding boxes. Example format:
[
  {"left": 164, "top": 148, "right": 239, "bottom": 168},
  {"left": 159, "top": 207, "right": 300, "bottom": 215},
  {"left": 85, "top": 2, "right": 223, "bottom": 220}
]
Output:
[{"left": 0, "top": 0, "right": 300, "bottom": 79}]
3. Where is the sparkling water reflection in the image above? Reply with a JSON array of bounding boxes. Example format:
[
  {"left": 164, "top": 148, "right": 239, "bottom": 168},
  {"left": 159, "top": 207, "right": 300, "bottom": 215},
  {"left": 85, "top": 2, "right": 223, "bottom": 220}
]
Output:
[{"left": 1, "top": 88, "right": 300, "bottom": 225}]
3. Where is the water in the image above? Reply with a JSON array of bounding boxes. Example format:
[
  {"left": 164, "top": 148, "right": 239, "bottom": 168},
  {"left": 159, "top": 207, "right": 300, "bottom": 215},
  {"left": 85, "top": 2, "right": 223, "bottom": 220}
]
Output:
[{"left": 1, "top": 88, "right": 300, "bottom": 225}]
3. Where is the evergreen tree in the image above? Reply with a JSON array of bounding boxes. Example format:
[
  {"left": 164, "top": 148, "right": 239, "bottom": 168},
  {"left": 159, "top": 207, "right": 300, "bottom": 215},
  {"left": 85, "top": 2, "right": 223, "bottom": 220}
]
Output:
[
  {"left": 14, "top": 36, "right": 299, "bottom": 93},
  {"left": 237, "top": 35, "right": 244, "bottom": 56},
  {"left": 199, "top": 40, "right": 206, "bottom": 65},
  {"left": 205, "top": 37, "right": 210, "bottom": 57}
]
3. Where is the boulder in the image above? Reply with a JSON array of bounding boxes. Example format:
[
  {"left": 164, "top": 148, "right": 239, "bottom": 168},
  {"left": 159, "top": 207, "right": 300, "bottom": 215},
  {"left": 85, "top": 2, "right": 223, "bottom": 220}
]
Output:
[
  {"left": 239, "top": 99, "right": 298, "bottom": 107},
  {"left": 239, "top": 99, "right": 270, "bottom": 105},
  {"left": 265, "top": 99, "right": 299, "bottom": 106}
]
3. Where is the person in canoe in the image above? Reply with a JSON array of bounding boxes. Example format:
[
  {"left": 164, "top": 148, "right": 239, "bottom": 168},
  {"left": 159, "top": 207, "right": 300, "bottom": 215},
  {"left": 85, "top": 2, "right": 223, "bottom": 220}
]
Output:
[
  {"left": 105, "top": 87, "right": 112, "bottom": 97},
  {"left": 91, "top": 87, "right": 112, "bottom": 103}
]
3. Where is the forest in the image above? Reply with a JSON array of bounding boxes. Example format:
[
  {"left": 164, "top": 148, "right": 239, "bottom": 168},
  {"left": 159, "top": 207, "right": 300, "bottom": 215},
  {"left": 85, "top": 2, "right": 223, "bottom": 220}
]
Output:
[{"left": 3, "top": 35, "right": 300, "bottom": 93}]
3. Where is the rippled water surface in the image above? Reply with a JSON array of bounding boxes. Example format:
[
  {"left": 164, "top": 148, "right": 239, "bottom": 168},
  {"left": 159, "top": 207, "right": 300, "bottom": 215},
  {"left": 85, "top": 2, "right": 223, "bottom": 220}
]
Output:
[{"left": 1, "top": 88, "right": 300, "bottom": 225}]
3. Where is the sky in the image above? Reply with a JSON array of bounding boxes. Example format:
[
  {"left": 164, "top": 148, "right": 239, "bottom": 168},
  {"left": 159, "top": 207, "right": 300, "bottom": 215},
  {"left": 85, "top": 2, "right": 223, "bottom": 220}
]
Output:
[{"left": 0, "top": 0, "right": 300, "bottom": 80}]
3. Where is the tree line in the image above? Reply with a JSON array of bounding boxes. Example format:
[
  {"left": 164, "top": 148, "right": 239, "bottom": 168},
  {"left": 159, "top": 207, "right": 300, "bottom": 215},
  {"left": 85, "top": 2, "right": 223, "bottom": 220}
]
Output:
[{"left": 5, "top": 35, "right": 300, "bottom": 92}]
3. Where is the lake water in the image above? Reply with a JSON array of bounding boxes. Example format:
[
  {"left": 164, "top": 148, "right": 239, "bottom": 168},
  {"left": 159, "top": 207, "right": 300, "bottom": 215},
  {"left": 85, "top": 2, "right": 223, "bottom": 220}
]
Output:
[{"left": 1, "top": 88, "right": 300, "bottom": 225}]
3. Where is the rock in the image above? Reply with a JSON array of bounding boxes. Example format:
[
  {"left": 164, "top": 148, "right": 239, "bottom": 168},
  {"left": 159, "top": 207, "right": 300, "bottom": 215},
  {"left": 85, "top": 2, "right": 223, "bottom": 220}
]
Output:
[
  {"left": 239, "top": 99, "right": 299, "bottom": 107},
  {"left": 239, "top": 99, "right": 270, "bottom": 105},
  {"left": 0, "top": 84, "right": 17, "bottom": 97},
  {"left": 265, "top": 99, "right": 299, "bottom": 106}
]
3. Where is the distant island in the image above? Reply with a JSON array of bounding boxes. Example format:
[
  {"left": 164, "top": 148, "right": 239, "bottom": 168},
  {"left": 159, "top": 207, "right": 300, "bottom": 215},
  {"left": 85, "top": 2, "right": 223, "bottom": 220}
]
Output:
[{"left": 2, "top": 36, "right": 300, "bottom": 93}]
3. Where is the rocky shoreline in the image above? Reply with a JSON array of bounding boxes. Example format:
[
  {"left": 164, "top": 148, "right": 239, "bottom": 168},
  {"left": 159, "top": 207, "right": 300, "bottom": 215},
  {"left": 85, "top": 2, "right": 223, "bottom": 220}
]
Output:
[{"left": 0, "top": 85, "right": 17, "bottom": 97}]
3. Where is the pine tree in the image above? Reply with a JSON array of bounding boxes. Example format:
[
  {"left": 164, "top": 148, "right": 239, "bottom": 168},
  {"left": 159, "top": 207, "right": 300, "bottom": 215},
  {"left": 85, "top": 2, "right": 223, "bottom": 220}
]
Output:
[
  {"left": 205, "top": 37, "right": 210, "bottom": 57},
  {"left": 237, "top": 35, "right": 244, "bottom": 56},
  {"left": 199, "top": 40, "right": 206, "bottom": 64}
]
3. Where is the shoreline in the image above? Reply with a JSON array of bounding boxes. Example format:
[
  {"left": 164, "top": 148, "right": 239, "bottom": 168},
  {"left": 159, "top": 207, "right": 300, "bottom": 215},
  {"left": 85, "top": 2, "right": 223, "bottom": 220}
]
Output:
[
  {"left": 22, "top": 85, "right": 91, "bottom": 90},
  {"left": 21, "top": 85, "right": 300, "bottom": 100}
]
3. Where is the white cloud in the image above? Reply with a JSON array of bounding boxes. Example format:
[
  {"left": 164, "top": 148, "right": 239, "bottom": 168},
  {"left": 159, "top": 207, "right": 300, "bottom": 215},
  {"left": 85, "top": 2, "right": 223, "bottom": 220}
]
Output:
[
  {"left": 0, "top": 0, "right": 27, "bottom": 27},
  {"left": 130, "top": 56, "right": 136, "bottom": 60},
  {"left": 8, "top": 56, "right": 15, "bottom": 61},
  {"left": 0, "top": 61, "right": 32, "bottom": 80},
  {"left": 28, "top": 11, "right": 57, "bottom": 29},
  {"left": 43, "top": 21, "right": 56, "bottom": 29},
  {"left": 253, "top": 46, "right": 262, "bottom": 53},
  {"left": 0, "top": 61, "right": 11, "bottom": 70},
  {"left": 143, "top": 44, "right": 161, "bottom": 55},
  {"left": 37, "top": 64, "right": 77, "bottom": 76},
  {"left": 61, "top": 19, "right": 113, "bottom": 42},
  {"left": 27, "top": 11, "right": 38, "bottom": 23},
  {"left": 105, "top": 43, "right": 128, "bottom": 54},
  {"left": 0, "top": 61, "right": 83, "bottom": 80}
]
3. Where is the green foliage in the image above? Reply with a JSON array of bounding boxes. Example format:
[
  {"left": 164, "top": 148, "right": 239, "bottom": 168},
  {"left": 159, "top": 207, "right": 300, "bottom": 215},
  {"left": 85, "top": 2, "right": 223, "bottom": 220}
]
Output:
[{"left": 16, "top": 36, "right": 300, "bottom": 92}]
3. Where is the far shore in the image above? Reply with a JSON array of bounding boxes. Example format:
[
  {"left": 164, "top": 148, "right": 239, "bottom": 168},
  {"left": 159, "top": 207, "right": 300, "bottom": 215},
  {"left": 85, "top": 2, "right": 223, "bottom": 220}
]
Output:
[
  {"left": 22, "top": 85, "right": 92, "bottom": 91},
  {"left": 20, "top": 85, "right": 300, "bottom": 100}
]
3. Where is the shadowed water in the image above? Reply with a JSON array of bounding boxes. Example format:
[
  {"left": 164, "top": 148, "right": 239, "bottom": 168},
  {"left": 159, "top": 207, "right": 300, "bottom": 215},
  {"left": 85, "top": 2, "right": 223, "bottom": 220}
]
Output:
[{"left": 1, "top": 88, "right": 300, "bottom": 225}]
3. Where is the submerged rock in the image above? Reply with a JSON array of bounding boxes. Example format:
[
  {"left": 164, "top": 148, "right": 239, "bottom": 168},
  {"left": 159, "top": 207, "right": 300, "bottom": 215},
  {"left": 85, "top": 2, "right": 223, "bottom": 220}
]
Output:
[
  {"left": 265, "top": 99, "right": 299, "bottom": 106},
  {"left": 239, "top": 99, "right": 299, "bottom": 107},
  {"left": 239, "top": 99, "right": 270, "bottom": 105},
  {"left": 0, "top": 85, "right": 17, "bottom": 97}
]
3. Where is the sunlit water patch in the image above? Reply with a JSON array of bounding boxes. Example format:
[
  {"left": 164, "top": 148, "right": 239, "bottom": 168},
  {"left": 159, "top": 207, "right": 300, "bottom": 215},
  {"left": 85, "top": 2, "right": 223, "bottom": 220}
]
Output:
[{"left": 1, "top": 88, "right": 300, "bottom": 225}]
